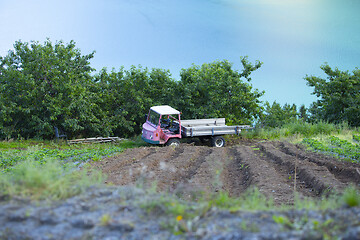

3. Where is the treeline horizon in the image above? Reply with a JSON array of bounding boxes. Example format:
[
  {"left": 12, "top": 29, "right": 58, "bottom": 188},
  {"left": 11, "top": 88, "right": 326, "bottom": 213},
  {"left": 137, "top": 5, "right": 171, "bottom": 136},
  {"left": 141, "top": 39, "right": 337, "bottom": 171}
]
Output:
[{"left": 0, "top": 39, "right": 359, "bottom": 139}]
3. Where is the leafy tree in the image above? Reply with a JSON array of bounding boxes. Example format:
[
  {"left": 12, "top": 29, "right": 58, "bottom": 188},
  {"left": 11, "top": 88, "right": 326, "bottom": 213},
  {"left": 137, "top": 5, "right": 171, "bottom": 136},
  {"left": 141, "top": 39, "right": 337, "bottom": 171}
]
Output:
[
  {"left": 305, "top": 64, "right": 360, "bottom": 126},
  {"left": 0, "top": 39, "right": 266, "bottom": 139},
  {"left": 94, "top": 66, "right": 177, "bottom": 137},
  {"left": 260, "top": 101, "right": 298, "bottom": 128},
  {"left": 174, "top": 57, "right": 264, "bottom": 125},
  {"left": 299, "top": 104, "right": 308, "bottom": 121},
  {"left": 0, "top": 39, "right": 107, "bottom": 139}
]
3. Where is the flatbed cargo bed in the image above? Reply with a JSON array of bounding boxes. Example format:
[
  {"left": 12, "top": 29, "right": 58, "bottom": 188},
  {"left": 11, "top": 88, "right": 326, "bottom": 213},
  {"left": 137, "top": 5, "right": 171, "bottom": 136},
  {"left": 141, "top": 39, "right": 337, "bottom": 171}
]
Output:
[{"left": 180, "top": 118, "right": 252, "bottom": 137}]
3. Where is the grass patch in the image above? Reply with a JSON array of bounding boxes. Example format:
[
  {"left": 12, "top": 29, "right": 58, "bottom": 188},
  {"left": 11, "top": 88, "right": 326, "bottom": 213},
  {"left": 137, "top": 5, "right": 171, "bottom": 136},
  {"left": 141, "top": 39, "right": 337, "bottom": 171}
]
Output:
[
  {"left": 139, "top": 186, "right": 360, "bottom": 235},
  {"left": 139, "top": 188, "right": 273, "bottom": 234},
  {"left": 140, "top": 188, "right": 274, "bottom": 222},
  {"left": 140, "top": 186, "right": 360, "bottom": 218},
  {"left": 293, "top": 193, "right": 340, "bottom": 211},
  {"left": 0, "top": 139, "right": 49, "bottom": 150},
  {"left": 342, "top": 186, "right": 360, "bottom": 207},
  {"left": 205, "top": 188, "right": 273, "bottom": 211},
  {"left": 241, "top": 120, "right": 358, "bottom": 141},
  {"left": 0, "top": 158, "right": 103, "bottom": 200},
  {"left": 0, "top": 139, "right": 145, "bottom": 172},
  {"left": 0, "top": 138, "right": 143, "bottom": 199}
]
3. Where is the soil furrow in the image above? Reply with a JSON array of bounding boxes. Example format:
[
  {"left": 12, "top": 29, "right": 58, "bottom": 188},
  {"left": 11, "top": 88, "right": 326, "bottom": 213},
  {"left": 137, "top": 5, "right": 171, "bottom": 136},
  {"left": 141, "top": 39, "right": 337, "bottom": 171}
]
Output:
[
  {"left": 258, "top": 142, "right": 348, "bottom": 195},
  {"left": 253, "top": 144, "right": 317, "bottom": 198},
  {"left": 277, "top": 141, "right": 360, "bottom": 185},
  {"left": 177, "top": 148, "right": 228, "bottom": 198},
  {"left": 89, "top": 140, "right": 360, "bottom": 205},
  {"left": 102, "top": 147, "right": 171, "bottom": 186},
  {"left": 233, "top": 145, "right": 298, "bottom": 204},
  {"left": 90, "top": 147, "right": 155, "bottom": 176},
  {"left": 144, "top": 146, "right": 212, "bottom": 194},
  {"left": 222, "top": 147, "right": 251, "bottom": 197}
]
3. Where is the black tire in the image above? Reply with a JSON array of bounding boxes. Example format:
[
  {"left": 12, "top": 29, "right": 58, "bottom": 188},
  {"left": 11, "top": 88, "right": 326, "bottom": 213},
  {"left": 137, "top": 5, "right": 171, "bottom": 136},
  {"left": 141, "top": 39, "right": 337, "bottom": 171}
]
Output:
[
  {"left": 166, "top": 138, "right": 180, "bottom": 147},
  {"left": 211, "top": 136, "right": 225, "bottom": 147}
]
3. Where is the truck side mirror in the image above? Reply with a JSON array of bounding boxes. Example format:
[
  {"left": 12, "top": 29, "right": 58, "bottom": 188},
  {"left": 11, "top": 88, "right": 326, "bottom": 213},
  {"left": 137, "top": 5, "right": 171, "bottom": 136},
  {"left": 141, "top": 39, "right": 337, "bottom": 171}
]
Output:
[{"left": 144, "top": 114, "right": 148, "bottom": 122}]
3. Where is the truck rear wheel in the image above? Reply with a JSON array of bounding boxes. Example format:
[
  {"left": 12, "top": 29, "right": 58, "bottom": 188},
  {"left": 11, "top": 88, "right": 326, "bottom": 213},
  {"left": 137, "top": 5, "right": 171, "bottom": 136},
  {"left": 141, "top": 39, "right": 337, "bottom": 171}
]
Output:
[
  {"left": 166, "top": 138, "right": 180, "bottom": 147},
  {"left": 211, "top": 136, "right": 225, "bottom": 147}
]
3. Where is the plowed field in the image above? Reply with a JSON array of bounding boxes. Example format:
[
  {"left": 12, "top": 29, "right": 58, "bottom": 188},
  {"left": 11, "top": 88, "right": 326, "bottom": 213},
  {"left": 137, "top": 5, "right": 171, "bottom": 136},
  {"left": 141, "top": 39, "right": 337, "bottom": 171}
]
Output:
[{"left": 91, "top": 140, "right": 360, "bottom": 204}]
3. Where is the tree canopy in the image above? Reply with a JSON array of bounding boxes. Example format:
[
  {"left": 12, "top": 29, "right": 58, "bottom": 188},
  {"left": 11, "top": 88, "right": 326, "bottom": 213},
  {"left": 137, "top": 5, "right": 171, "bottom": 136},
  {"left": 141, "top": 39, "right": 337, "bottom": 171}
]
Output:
[
  {"left": 305, "top": 64, "right": 360, "bottom": 126},
  {"left": 0, "top": 39, "right": 106, "bottom": 139},
  {"left": 259, "top": 101, "right": 298, "bottom": 128},
  {"left": 94, "top": 66, "right": 176, "bottom": 137},
  {"left": 175, "top": 58, "right": 264, "bottom": 125},
  {"left": 0, "top": 39, "right": 264, "bottom": 139}
]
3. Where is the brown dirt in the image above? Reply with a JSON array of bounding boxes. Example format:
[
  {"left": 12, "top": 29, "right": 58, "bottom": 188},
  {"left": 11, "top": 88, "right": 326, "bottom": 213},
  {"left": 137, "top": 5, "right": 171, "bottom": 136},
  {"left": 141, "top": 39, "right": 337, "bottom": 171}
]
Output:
[{"left": 90, "top": 140, "right": 360, "bottom": 205}]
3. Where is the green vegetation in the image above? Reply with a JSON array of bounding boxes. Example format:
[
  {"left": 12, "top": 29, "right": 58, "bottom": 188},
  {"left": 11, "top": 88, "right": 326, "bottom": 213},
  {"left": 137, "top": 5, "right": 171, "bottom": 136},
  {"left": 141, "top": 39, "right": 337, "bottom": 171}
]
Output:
[
  {"left": 0, "top": 139, "right": 46, "bottom": 150},
  {"left": 305, "top": 64, "right": 360, "bottom": 126},
  {"left": 342, "top": 186, "right": 360, "bottom": 207},
  {"left": 176, "top": 58, "right": 263, "bottom": 125},
  {"left": 293, "top": 192, "right": 340, "bottom": 211},
  {"left": 272, "top": 188, "right": 360, "bottom": 239},
  {"left": 272, "top": 214, "right": 338, "bottom": 239},
  {"left": 0, "top": 139, "right": 141, "bottom": 172},
  {"left": 203, "top": 188, "right": 272, "bottom": 212},
  {"left": 99, "top": 214, "right": 112, "bottom": 226},
  {"left": 0, "top": 40, "right": 358, "bottom": 206},
  {"left": 0, "top": 39, "right": 359, "bottom": 238},
  {"left": 272, "top": 215, "right": 293, "bottom": 229},
  {"left": 260, "top": 101, "right": 298, "bottom": 128},
  {"left": 0, "top": 139, "right": 144, "bottom": 199},
  {"left": 302, "top": 135, "right": 360, "bottom": 162},
  {"left": 0, "top": 39, "right": 359, "bottom": 141},
  {"left": 140, "top": 186, "right": 360, "bottom": 235},
  {"left": 243, "top": 120, "right": 351, "bottom": 140},
  {"left": 0, "top": 138, "right": 359, "bottom": 236},
  {"left": 0, "top": 158, "right": 103, "bottom": 200},
  {"left": 0, "top": 39, "right": 263, "bottom": 139},
  {"left": 0, "top": 39, "right": 103, "bottom": 139},
  {"left": 241, "top": 118, "right": 359, "bottom": 162}
]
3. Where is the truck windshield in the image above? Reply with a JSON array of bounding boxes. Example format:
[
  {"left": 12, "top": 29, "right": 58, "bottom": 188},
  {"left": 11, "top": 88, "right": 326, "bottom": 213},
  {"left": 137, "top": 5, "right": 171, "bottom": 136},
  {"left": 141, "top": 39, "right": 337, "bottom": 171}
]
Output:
[{"left": 148, "top": 110, "right": 160, "bottom": 126}]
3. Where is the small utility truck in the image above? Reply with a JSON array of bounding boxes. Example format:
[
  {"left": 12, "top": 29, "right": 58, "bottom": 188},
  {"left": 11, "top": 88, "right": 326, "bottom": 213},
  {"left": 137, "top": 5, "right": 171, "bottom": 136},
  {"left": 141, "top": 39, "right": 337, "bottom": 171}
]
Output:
[{"left": 141, "top": 105, "right": 252, "bottom": 147}]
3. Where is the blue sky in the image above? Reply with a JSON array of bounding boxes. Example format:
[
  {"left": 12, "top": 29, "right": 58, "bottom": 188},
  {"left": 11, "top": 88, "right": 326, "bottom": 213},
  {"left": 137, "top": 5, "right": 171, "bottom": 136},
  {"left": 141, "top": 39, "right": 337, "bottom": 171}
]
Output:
[{"left": 1, "top": 0, "right": 359, "bottom": 107}]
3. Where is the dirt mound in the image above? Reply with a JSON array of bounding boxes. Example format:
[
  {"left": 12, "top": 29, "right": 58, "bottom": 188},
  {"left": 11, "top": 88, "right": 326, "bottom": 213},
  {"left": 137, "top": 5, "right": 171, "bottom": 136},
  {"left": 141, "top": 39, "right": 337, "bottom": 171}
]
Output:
[{"left": 91, "top": 140, "right": 360, "bottom": 204}]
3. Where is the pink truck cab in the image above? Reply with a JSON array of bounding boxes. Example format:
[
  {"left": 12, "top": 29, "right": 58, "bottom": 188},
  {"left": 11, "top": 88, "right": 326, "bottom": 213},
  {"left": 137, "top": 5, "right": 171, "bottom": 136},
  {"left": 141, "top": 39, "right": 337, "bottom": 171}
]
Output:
[{"left": 141, "top": 105, "right": 182, "bottom": 146}]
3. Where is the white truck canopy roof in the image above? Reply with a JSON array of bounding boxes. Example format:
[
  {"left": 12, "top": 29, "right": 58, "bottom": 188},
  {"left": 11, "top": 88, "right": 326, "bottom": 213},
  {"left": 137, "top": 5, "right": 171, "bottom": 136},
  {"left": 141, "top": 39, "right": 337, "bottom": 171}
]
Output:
[{"left": 150, "top": 105, "right": 180, "bottom": 115}]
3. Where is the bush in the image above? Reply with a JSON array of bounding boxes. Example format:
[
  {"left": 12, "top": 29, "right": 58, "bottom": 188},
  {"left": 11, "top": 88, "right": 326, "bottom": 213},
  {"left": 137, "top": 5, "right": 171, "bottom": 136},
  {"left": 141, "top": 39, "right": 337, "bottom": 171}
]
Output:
[{"left": 283, "top": 120, "right": 337, "bottom": 137}]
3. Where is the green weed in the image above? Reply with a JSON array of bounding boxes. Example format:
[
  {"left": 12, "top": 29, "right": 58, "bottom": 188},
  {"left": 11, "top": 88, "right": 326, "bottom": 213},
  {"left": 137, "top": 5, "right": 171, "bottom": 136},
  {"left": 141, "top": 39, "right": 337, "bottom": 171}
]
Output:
[
  {"left": 342, "top": 186, "right": 360, "bottom": 207},
  {"left": 207, "top": 191, "right": 242, "bottom": 211},
  {"left": 238, "top": 188, "right": 274, "bottom": 211},
  {"left": 272, "top": 215, "right": 293, "bottom": 229},
  {"left": 240, "top": 220, "right": 260, "bottom": 232},
  {"left": 99, "top": 214, "right": 112, "bottom": 226},
  {"left": 0, "top": 158, "right": 103, "bottom": 200},
  {"left": 293, "top": 193, "right": 340, "bottom": 211}
]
